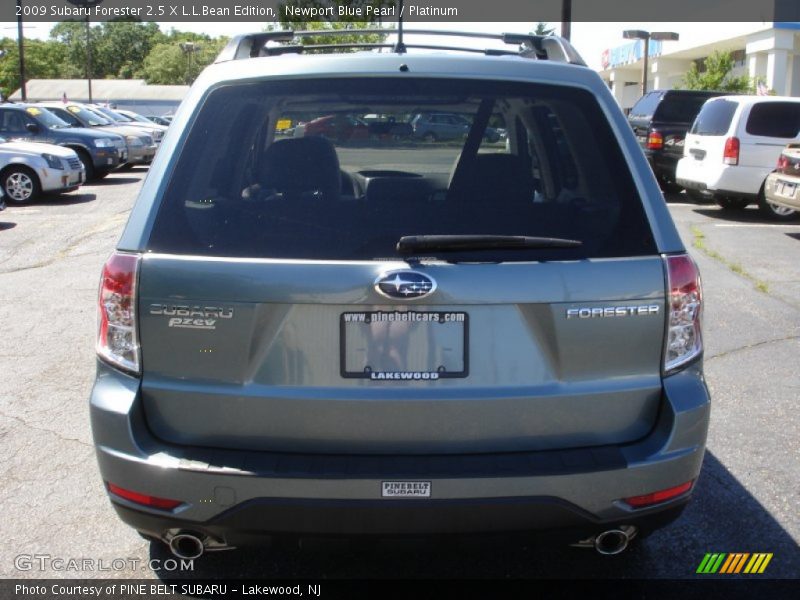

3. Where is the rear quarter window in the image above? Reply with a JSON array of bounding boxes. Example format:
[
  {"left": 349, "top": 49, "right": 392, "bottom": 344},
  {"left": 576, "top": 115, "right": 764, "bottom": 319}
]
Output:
[
  {"left": 629, "top": 92, "right": 663, "bottom": 119},
  {"left": 147, "top": 78, "right": 656, "bottom": 262},
  {"left": 690, "top": 99, "right": 737, "bottom": 136},
  {"left": 745, "top": 102, "right": 800, "bottom": 138}
]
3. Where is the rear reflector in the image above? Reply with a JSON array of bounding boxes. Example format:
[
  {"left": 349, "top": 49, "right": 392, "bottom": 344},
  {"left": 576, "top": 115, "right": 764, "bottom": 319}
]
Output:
[
  {"left": 624, "top": 481, "right": 694, "bottom": 508},
  {"left": 97, "top": 252, "right": 140, "bottom": 374},
  {"left": 664, "top": 254, "right": 703, "bottom": 374},
  {"left": 723, "top": 136, "right": 739, "bottom": 165},
  {"left": 646, "top": 130, "right": 664, "bottom": 150},
  {"left": 107, "top": 483, "right": 182, "bottom": 510}
]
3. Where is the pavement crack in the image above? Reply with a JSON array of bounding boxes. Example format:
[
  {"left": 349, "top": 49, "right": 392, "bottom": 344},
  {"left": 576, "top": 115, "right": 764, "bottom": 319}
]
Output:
[
  {"left": 0, "top": 410, "right": 92, "bottom": 448},
  {"left": 706, "top": 334, "right": 800, "bottom": 361}
]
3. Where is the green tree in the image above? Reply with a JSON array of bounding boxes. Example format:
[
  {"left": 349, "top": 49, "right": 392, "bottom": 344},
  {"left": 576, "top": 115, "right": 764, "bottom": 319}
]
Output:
[
  {"left": 49, "top": 21, "right": 96, "bottom": 78},
  {"left": 532, "top": 22, "right": 555, "bottom": 36},
  {"left": 50, "top": 20, "right": 164, "bottom": 80},
  {"left": 680, "top": 50, "right": 752, "bottom": 92},
  {"left": 0, "top": 37, "right": 64, "bottom": 98},
  {"left": 94, "top": 20, "right": 163, "bottom": 79},
  {"left": 140, "top": 37, "right": 227, "bottom": 85}
]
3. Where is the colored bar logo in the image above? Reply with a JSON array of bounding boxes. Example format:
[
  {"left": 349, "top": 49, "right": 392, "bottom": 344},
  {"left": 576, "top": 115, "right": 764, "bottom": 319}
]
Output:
[{"left": 696, "top": 553, "right": 773, "bottom": 574}]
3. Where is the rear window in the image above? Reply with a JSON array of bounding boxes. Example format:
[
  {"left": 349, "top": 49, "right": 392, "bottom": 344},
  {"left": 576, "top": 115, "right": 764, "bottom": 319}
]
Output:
[
  {"left": 629, "top": 92, "right": 663, "bottom": 118},
  {"left": 147, "top": 78, "right": 656, "bottom": 262},
  {"left": 690, "top": 99, "right": 737, "bottom": 136},
  {"left": 745, "top": 102, "right": 800, "bottom": 138},
  {"left": 655, "top": 95, "right": 716, "bottom": 123}
]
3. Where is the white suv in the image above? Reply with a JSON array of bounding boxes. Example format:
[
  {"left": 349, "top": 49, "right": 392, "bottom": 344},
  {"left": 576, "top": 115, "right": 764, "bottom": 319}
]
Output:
[{"left": 676, "top": 95, "right": 800, "bottom": 220}]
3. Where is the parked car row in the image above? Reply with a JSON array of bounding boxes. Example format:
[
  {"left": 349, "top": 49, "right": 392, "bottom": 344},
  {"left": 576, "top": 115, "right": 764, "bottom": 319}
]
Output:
[
  {"left": 291, "top": 111, "right": 506, "bottom": 144},
  {"left": 0, "top": 102, "right": 165, "bottom": 204},
  {"left": 629, "top": 90, "right": 800, "bottom": 220}
]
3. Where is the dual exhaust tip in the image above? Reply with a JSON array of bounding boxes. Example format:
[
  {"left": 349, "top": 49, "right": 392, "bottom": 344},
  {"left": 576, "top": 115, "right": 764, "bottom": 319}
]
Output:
[
  {"left": 165, "top": 526, "right": 637, "bottom": 559},
  {"left": 572, "top": 525, "right": 638, "bottom": 555},
  {"left": 168, "top": 532, "right": 206, "bottom": 560},
  {"left": 164, "top": 529, "right": 235, "bottom": 558},
  {"left": 593, "top": 528, "right": 634, "bottom": 555}
]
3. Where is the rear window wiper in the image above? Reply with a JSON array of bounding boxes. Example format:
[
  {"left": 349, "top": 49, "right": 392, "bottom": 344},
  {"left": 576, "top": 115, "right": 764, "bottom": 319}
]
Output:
[{"left": 397, "top": 235, "right": 582, "bottom": 254}]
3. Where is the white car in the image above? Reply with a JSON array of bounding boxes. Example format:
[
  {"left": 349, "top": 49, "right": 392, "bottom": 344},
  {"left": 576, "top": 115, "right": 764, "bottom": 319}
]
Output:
[
  {"left": 676, "top": 95, "right": 800, "bottom": 220},
  {"left": 0, "top": 137, "right": 85, "bottom": 204}
]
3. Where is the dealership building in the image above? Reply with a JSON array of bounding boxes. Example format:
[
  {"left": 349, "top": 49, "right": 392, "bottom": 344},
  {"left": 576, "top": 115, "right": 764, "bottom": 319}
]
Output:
[{"left": 598, "top": 22, "right": 800, "bottom": 111}]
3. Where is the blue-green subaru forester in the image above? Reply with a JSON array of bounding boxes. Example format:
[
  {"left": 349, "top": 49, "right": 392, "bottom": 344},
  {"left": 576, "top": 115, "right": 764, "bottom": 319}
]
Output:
[{"left": 91, "top": 30, "right": 709, "bottom": 559}]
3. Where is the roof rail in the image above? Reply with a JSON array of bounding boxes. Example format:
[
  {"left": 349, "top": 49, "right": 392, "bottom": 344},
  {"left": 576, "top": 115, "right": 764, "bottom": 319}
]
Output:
[{"left": 215, "top": 29, "right": 586, "bottom": 66}]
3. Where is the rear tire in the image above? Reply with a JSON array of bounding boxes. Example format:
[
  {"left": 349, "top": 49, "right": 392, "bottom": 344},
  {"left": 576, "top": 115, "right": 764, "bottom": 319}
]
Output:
[
  {"left": 1, "top": 166, "right": 41, "bottom": 205},
  {"left": 757, "top": 190, "right": 798, "bottom": 221},
  {"left": 715, "top": 197, "right": 749, "bottom": 210},
  {"left": 658, "top": 177, "right": 682, "bottom": 194}
]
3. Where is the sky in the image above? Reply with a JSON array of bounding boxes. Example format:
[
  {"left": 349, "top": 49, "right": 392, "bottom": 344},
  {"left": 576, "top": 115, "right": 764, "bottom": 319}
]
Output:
[{"left": 0, "top": 20, "right": 770, "bottom": 71}]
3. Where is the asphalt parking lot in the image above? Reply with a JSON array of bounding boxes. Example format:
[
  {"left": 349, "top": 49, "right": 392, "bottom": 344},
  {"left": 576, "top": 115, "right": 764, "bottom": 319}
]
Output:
[{"left": 0, "top": 170, "right": 798, "bottom": 580}]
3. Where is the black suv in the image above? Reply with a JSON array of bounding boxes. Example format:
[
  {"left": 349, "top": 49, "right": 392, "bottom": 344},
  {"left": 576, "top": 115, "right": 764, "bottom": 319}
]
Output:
[{"left": 628, "top": 90, "right": 727, "bottom": 191}]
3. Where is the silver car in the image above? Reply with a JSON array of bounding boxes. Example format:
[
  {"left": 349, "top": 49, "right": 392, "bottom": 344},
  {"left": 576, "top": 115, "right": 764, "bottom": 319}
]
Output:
[
  {"left": 91, "top": 30, "right": 709, "bottom": 560},
  {"left": 89, "top": 105, "right": 167, "bottom": 146},
  {"left": 764, "top": 143, "right": 800, "bottom": 215},
  {"left": 0, "top": 137, "right": 84, "bottom": 204},
  {"left": 39, "top": 103, "right": 156, "bottom": 167}
]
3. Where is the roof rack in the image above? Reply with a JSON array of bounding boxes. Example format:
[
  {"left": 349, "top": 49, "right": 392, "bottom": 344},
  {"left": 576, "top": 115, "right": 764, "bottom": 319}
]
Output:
[{"left": 215, "top": 29, "right": 586, "bottom": 67}]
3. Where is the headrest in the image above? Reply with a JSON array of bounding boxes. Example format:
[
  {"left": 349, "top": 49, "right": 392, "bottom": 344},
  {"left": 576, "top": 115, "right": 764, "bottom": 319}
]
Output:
[{"left": 261, "top": 136, "right": 341, "bottom": 201}]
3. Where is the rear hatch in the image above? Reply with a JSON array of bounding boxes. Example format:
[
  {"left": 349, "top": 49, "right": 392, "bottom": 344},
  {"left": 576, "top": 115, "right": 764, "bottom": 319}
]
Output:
[
  {"left": 137, "top": 77, "right": 666, "bottom": 455},
  {"left": 683, "top": 97, "right": 739, "bottom": 165}
]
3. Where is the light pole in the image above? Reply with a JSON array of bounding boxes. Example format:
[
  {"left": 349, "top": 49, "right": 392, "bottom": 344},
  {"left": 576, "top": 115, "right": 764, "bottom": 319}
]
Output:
[
  {"left": 16, "top": 0, "right": 26, "bottom": 100},
  {"left": 623, "top": 30, "right": 679, "bottom": 96},
  {"left": 561, "top": 0, "right": 571, "bottom": 41},
  {"left": 180, "top": 42, "right": 202, "bottom": 85},
  {"left": 66, "top": 0, "right": 105, "bottom": 103}
]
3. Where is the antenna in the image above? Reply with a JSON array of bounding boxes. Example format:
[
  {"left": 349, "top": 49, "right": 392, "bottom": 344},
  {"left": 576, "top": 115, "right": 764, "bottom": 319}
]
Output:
[{"left": 394, "top": 0, "right": 407, "bottom": 54}]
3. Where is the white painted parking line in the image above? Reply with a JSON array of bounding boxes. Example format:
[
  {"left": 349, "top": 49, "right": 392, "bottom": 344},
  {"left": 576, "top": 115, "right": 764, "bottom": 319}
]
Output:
[{"left": 713, "top": 223, "right": 800, "bottom": 228}]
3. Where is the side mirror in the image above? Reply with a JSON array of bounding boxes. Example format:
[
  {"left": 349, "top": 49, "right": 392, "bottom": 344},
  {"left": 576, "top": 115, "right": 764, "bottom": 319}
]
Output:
[{"left": 25, "top": 122, "right": 40, "bottom": 133}]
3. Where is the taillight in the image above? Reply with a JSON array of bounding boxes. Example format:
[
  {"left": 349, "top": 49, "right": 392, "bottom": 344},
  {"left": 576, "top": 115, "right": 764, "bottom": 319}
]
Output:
[
  {"left": 107, "top": 483, "right": 182, "bottom": 510},
  {"left": 664, "top": 254, "right": 703, "bottom": 374},
  {"left": 776, "top": 154, "right": 789, "bottom": 172},
  {"left": 97, "top": 252, "right": 140, "bottom": 374},
  {"left": 646, "top": 130, "right": 664, "bottom": 150},
  {"left": 623, "top": 481, "right": 694, "bottom": 509},
  {"left": 723, "top": 136, "right": 739, "bottom": 165}
]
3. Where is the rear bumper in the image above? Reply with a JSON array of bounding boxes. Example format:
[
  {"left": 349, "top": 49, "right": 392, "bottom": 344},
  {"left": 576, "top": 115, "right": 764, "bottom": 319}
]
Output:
[
  {"left": 39, "top": 167, "right": 84, "bottom": 193},
  {"left": 764, "top": 171, "right": 800, "bottom": 211},
  {"left": 91, "top": 361, "right": 710, "bottom": 540},
  {"left": 113, "top": 495, "right": 689, "bottom": 546},
  {"left": 126, "top": 145, "right": 158, "bottom": 165},
  {"left": 675, "top": 158, "right": 768, "bottom": 197},
  {"left": 644, "top": 151, "right": 680, "bottom": 181}
]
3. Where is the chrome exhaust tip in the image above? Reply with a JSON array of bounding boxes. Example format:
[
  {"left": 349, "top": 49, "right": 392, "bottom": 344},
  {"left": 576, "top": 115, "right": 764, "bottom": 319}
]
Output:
[
  {"left": 594, "top": 528, "right": 632, "bottom": 555},
  {"left": 168, "top": 531, "right": 205, "bottom": 560}
]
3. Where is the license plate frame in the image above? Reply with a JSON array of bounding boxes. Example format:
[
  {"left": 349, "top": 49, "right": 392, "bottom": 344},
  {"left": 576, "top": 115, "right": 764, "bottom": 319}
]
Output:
[
  {"left": 776, "top": 180, "right": 797, "bottom": 198},
  {"left": 340, "top": 310, "right": 469, "bottom": 379}
]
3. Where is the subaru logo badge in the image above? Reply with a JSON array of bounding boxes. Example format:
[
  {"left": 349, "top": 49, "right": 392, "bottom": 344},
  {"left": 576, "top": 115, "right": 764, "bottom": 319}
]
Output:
[{"left": 374, "top": 271, "right": 436, "bottom": 300}]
